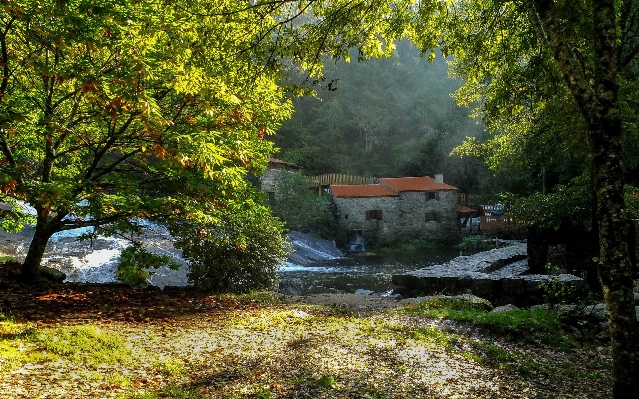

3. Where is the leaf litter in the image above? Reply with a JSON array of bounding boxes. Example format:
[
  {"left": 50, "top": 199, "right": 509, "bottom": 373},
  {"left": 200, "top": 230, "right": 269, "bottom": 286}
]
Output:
[{"left": 0, "top": 269, "right": 614, "bottom": 398}]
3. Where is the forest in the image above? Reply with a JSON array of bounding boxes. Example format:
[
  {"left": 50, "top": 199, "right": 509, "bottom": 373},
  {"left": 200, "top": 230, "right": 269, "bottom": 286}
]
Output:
[{"left": 275, "top": 41, "right": 490, "bottom": 194}]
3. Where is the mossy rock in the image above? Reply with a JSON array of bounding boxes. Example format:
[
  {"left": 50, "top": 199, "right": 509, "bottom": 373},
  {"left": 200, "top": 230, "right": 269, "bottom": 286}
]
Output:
[
  {"left": 40, "top": 266, "right": 66, "bottom": 283},
  {"left": 410, "top": 294, "right": 493, "bottom": 312}
]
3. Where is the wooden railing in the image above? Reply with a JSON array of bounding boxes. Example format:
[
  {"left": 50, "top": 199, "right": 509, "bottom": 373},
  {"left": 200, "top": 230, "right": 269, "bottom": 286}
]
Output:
[
  {"left": 480, "top": 215, "right": 526, "bottom": 231},
  {"left": 309, "top": 174, "right": 378, "bottom": 187}
]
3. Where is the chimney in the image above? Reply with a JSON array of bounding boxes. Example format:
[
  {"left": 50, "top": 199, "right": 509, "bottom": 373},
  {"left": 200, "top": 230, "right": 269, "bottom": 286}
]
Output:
[{"left": 434, "top": 173, "right": 444, "bottom": 184}]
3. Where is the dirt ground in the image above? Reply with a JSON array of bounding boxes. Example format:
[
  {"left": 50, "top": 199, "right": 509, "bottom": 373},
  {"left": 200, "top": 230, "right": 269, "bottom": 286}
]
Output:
[{"left": 286, "top": 293, "right": 408, "bottom": 313}]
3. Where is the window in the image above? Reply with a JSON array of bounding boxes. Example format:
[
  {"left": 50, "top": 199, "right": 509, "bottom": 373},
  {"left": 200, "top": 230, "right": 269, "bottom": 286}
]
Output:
[
  {"left": 344, "top": 214, "right": 349, "bottom": 220},
  {"left": 365, "top": 210, "right": 383, "bottom": 220},
  {"left": 425, "top": 212, "right": 440, "bottom": 222},
  {"left": 426, "top": 191, "right": 440, "bottom": 201}
]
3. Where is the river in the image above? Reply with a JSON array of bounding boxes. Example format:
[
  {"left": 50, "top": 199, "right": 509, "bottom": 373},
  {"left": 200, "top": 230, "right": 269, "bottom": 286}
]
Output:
[
  {"left": 278, "top": 250, "right": 461, "bottom": 295},
  {"left": 1, "top": 225, "right": 461, "bottom": 294}
]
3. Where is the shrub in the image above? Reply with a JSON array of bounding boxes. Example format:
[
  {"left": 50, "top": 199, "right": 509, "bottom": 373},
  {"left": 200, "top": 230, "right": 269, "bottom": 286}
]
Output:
[
  {"left": 116, "top": 244, "right": 182, "bottom": 286},
  {"left": 173, "top": 210, "right": 288, "bottom": 293}
]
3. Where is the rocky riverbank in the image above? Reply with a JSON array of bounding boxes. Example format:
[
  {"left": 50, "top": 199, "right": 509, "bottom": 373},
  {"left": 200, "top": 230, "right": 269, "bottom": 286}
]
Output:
[{"left": 392, "top": 241, "right": 585, "bottom": 306}]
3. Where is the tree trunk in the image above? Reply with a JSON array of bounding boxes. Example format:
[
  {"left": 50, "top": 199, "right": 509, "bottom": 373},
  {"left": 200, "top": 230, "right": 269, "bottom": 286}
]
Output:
[
  {"left": 532, "top": 0, "right": 639, "bottom": 394},
  {"left": 589, "top": 1, "right": 639, "bottom": 396},
  {"left": 20, "top": 214, "right": 58, "bottom": 283},
  {"left": 591, "top": 116, "right": 639, "bottom": 399}
]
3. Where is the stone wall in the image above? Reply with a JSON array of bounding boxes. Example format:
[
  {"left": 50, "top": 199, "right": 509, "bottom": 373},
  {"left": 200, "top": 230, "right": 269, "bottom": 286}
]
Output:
[
  {"left": 333, "top": 190, "right": 458, "bottom": 244},
  {"left": 260, "top": 168, "right": 287, "bottom": 195},
  {"left": 333, "top": 195, "right": 400, "bottom": 244}
]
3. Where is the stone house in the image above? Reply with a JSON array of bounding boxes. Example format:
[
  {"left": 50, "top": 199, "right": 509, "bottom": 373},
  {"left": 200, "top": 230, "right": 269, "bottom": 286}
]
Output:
[
  {"left": 259, "top": 158, "right": 302, "bottom": 200},
  {"left": 330, "top": 175, "right": 458, "bottom": 244}
]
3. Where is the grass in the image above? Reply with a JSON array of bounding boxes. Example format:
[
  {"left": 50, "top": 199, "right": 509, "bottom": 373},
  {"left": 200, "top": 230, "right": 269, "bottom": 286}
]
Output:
[
  {"left": 399, "top": 296, "right": 575, "bottom": 348},
  {"left": 0, "top": 291, "right": 614, "bottom": 399},
  {"left": 1, "top": 320, "right": 133, "bottom": 373}
]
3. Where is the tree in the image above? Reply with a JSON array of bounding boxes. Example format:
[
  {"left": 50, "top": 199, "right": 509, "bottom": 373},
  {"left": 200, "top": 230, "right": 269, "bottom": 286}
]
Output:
[
  {"left": 0, "top": 0, "right": 428, "bottom": 284},
  {"left": 267, "top": 170, "right": 343, "bottom": 242},
  {"left": 0, "top": 0, "right": 293, "bottom": 282},
  {"left": 413, "top": 1, "right": 638, "bottom": 396}
]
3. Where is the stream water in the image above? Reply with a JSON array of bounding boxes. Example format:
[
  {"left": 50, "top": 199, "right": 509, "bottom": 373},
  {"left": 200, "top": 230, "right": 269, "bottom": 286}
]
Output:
[{"left": 278, "top": 250, "right": 461, "bottom": 295}]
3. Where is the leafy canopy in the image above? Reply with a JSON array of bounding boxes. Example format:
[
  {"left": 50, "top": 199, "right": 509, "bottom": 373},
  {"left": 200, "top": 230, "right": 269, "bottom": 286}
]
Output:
[{"left": 0, "top": 0, "right": 294, "bottom": 239}]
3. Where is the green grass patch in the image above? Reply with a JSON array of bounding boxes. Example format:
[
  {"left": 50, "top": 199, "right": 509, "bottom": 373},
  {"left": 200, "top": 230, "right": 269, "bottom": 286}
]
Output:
[
  {"left": 29, "top": 325, "right": 131, "bottom": 367},
  {"left": 0, "top": 312, "right": 15, "bottom": 323},
  {"left": 1, "top": 321, "right": 132, "bottom": 371},
  {"left": 155, "top": 359, "right": 187, "bottom": 377},
  {"left": 315, "top": 375, "right": 338, "bottom": 389},
  {"left": 217, "top": 291, "right": 284, "bottom": 307},
  {"left": 399, "top": 299, "right": 575, "bottom": 348}
]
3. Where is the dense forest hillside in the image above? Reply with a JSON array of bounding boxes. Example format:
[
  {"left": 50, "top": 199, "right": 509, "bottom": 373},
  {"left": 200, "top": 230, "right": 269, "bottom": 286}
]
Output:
[{"left": 273, "top": 41, "right": 493, "bottom": 195}]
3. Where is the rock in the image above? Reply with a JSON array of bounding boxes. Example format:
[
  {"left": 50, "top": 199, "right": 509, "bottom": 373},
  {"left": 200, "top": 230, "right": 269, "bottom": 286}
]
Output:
[
  {"left": 392, "top": 242, "right": 585, "bottom": 306},
  {"left": 530, "top": 304, "right": 550, "bottom": 311},
  {"left": 40, "top": 266, "right": 66, "bottom": 283},
  {"left": 290, "top": 310, "right": 311, "bottom": 319},
  {"left": 583, "top": 303, "right": 607, "bottom": 320},
  {"left": 570, "top": 326, "right": 583, "bottom": 339},
  {"left": 354, "top": 289, "right": 374, "bottom": 295},
  {"left": 437, "top": 319, "right": 457, "bottom": 333},
  {"left": 279, "top": 278, "right": 303, "bottom": 296},
  {"left": 406, "top": 294, "right": 493, "bottom": 312},
  {"left": 491, "top": 304, "right": 519, "bottom": 313},
  {"left": 583, "top": 303, "right": 639, "bottom": 321}
]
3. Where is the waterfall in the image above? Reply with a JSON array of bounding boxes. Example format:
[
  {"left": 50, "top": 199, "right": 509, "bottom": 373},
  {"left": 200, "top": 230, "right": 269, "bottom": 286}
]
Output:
[{"left": 349, "top": 230, "right": 366, "bottom": 252}]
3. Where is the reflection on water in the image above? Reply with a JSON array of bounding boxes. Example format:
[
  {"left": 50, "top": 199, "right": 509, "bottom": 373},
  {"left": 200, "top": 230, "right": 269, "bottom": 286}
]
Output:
[{"left": 277, "top": 249, "right": 460, "bottom": 295}]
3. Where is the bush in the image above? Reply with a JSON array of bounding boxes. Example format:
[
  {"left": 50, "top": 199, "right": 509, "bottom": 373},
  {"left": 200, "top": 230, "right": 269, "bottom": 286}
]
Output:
[
  {"left": 267, "top": 171, "right": 344, "bottom": 241},
  {"left": 116, "top": 244, "right": 181, "bottom": 286},
  {"left": 458, "top": 234, "right": 511, "bottom": 252},
  {"left": 172, "top": 210, "right": 289, "bottom": 293}
]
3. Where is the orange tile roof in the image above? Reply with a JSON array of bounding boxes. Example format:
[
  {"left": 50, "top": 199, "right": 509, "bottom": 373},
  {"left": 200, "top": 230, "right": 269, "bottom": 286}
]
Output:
[
  {"left": 457, "top": 205, "right": 477, "bottom": 214},
  {"left": 331, "top": 184, "right": 398, "bottom": 197},
  {"left": 379, "top": 176, "right": 457, "bottom": 192}
]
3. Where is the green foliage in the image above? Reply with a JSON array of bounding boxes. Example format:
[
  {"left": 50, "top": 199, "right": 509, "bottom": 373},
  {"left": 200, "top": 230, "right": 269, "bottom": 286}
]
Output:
[
  {"left": 400, "top": 299, "right": 574, "bottom": 347},
  {"left": 0, "top": 0, "right": 297, "bottom": 276},
  {"left": 116, "top": 244, "right": 181, "bottom": 287},
  {"left": 373, "top": 237, "right": 453, "bottom": 254},
  {"left": 458, "top": 235, "right": 509, "bottom": 252},
  {"left": 626, "top": 186, "right": 639, "bottom": 219},
  {"left": 275, "top": 41, "right": 490, "bottom": 192},
  {"left": 173, "top": 206, "right": 288, "bottom": 293},
  {"left": 267, "top": 171, "right": 344, "bottom": 241},
  {"left": 500, "top": 174, "right": 593, "bottom": 231}
]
